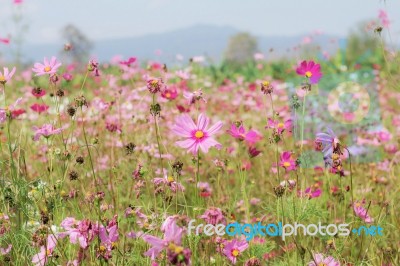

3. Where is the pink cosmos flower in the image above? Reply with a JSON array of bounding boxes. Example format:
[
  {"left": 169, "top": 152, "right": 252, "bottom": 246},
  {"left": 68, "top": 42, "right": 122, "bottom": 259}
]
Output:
[
  {"left": 279, "top": 151, "right": 297, "bottom": 171},
  {"left": 32, "top": 88, "right": 46, "bottom": 98},
  {"left": 183, "top": 89, "right": 206, "bottom": 104},
  {"left": 0, "top": 67, "right": 16, "bottom": 84},
  {"left": 223, "top": 239, "right": 249, "bottom": 265},
  {"left": 353, "top": 202, "right": 373, "bottom": 223},
  {"left": 30, "top": 103, "right": 49, "bottom": 114},
  {"left": 153, "top": 174, "right": 185, "bottom": 193},
  {"left": 14, "top": 0, "right": 23, "bottom": 4},
  {"left": 172, "top": 113, "right": 223, "bottom": 155},
  {"left": 32, "top": 234, "right": 57, "bottom": 266},
  {"left": 32, "top": 57, "right": 62, "bottom": 76},
  {"left": 142, "top": 220, "right": 183, "bottom": 260},
  {"left": 161, "top": 87, "right": 178, "bottom": 100},
  {"left": 296, "top": 60, "right": 322, "bottom": 84},
  {"left": 98, "top": 224, "right": 119, "bottom": 260},
  {"left": 59, "top": 217, "right": 98, "bottom": 249},
  {"left": 379, "top": 9, "right": 390, "bottom": 28},
  {"left": 308, "top": 253, "right": 340, "bottom": 266},
  {"left": 304, "top": 187, "right": 322, "bottom": 199},
  {"left": 0, "top": 98, "right": 22, "bottom": 123},
  {"left": 197, "top": 182, "right": 212, "bottom": 197},
  {"left": 266, "top": 118, "right": 292, "bottom": 134},
  {"left": 119, "top": 57, "right": 137, "bottom": 66},
  {"left": 0, "top": 37, "right": 10, "bottom": 44},
  {"left": 0, "top": 244, "right": 12, "bottom": 255},
  {"left": 33, "top": 124, "right": 64, "bottom": 141},
  {"left": 227, "top": 123, "right": 262, "bottom": 145},
  {"left": 198, "top": 207, "right": 226, "bottom": 225}
]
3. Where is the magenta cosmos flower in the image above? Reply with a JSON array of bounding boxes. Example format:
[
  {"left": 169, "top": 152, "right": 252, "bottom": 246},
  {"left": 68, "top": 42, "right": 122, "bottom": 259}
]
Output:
[
  {"left": 172, "top": 113, "right": 223, "bottom": 155},
  {"left": 0, "top": 67, "right": 16, "bottom": 84},
  {"left": 279, "top": 151, "right": 297, "bottom": 171},
  {"left": 227, "top": 123, "right": 262, "bottom": 145},
  {"left": 223, "top": 239, "right": 249, "bottom": 265},
  {"left": 296, "top": 60, "right": 322, "bottom": 84},
  {"left": 32, "top": 56, "right": 62, "bottom": 76},
  {"left": 308, "top": 253, "right": 340, "bottom": 266}
]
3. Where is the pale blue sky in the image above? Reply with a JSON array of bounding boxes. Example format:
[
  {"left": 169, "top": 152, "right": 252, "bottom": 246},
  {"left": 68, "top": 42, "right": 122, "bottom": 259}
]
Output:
[{"left": 0, "top": 0, "right": 399, "bottom": 43}]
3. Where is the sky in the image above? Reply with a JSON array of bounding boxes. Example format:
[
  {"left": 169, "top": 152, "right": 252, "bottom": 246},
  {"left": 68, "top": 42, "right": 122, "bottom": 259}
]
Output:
[{"left": 0, "top": 0, "right": 399, "bottom": 44}]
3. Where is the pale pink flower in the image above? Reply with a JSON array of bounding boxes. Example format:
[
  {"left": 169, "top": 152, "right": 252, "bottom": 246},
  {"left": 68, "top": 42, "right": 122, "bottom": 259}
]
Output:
[
  {"left": 33, "top": 124, "right": 64, "bottom": 141},
  {"left": 353, "top": 202, "right": 373, "bottom": 223},
  {"left": 172, "top": 113, "right": 222, "bottom": 155},
  {"left": 32, "top": 57, "right": 62, "bottom": 76},
  {"left": 0, "top": 67, "right": 16, "bottom": 84},
  {"left": 223, "top": 239, "right": 249, "bottom": 264},
  {"left": 0, "top": 97, "right": 22, "bottom": 123},
  {"left": 32, "top": 235, "right": 57, "bottom": 266},
  {"left": 308, "top": 253, "right": 340, "bottom": 266}
]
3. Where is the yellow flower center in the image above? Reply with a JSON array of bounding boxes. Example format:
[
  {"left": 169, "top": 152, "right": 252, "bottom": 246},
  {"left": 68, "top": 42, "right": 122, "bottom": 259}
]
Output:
[
  {"left": 166, "top": 92, "right": 171, "bottom": 98},
  {"left": 305, "top": 71, "right": 312, "bottom": 78},
  {"left": 0, "top": 76, "right": 5, "bottom": 82},
  {"left": 355, "top": 203, "right": 361, "bottom": 208},
  {"left": 167, "top": 176, "right": 174, "bottom": 183},
  {"left": 44, "top": 66, "right": 52, "bottom": 72},
  {"left": 277, "top": 123, "right": 285, "bottom": 129},
  {"left": 318, "top": 263, "right": 327, "bottom": 266},
  {"left": 99, "top": 245, "right": 106, "bottom": 252},
  {"left": 195, "top": 130, "right": 204, "bottom": 139},
  {"left": 283, "top": 162, "right": 291, "bottom": 167},
  {"left": 168, "top": 243, "right": 184, "bottom": 254},
  {"left": 46, "top": 249, "right": 52, "bottom": 256},
  {"left": 151, "top": 80, "right": 158, "bottom": 86},
  {"left": 262, "top": 81, "right": 270, "bottom": 86},
  {"left": 231, "top": 249, "right": 240, "bottom": 257}
]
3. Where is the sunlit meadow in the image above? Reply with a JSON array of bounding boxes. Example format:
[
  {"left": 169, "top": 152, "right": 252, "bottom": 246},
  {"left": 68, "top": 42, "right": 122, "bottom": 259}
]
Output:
[{"left": 0, "top": 2, "right": 399, "bottom": 266}]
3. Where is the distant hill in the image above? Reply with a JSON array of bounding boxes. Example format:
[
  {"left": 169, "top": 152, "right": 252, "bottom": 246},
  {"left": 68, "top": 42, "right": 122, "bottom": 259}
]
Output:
[{"left": 1, "top": 24, "right": 345, "bottom": 64}]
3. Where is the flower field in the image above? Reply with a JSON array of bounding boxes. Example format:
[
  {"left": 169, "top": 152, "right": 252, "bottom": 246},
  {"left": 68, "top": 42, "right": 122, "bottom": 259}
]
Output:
[{"left": 0, "top": 5, "right": 400, "bottom": 266}]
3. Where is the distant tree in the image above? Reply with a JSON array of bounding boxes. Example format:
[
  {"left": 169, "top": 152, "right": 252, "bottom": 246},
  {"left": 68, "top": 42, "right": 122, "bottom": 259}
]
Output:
[
  {"left": 61, "top": 24, "right": 93, "bottom": 63},
  {"left": 224, "top": 32, "right": 258, "bottom": 65},
  {"left": 345, "top": 21, "right": 383, "bottom": 66}
]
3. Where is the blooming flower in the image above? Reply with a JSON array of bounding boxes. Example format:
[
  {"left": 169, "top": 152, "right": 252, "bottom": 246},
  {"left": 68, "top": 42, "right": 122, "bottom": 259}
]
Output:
[
  {"left": 296, "top": 60, "right": 322, "bottom": 84},
  {"left": 58, "top": 217, "right": 98, "bottom": 249},
  {"left": 32, "top": 234, "right": 57, "bottom": 266},
  {"left": 197, "top": 182, "right": 212, "bottom": 197},
  {"left": 198, "top": 207, "right": 226, "bottom": 225},
  {"left": 279, "top": 151, "right": 297, "bottom": 171},
  {"left": 223, "top": 239, "right": 249, "bottom": 264},
  {"left": 227, "top": 123, "right": 262, "bottom": 145},
  {"left": 0, "top": 67, "right": 16, "bottom": 84},
  {"left": 266, "top": 118, "right": 292, "bottom": 134},
  {"left": 0, "top": 98, "right": 22, "bottom": 123},
  {"left": 32, "top": 87, "right": 46, "bottom": 98},
  {"left": 142, "top": 219, "right": 183, "bottom": 260},
  {"left": 0, "top": 244, "right": 11, "bottom": 255},
  {"left": 315, "top": 128, "right": 342, "bottom": 165},
  {"left": 119, "top": 57, "right": 137, "bottom": 67},
  {"left": 98, "top": 224, "right": 119, "bottom": 260},
  {"left": 33, "top": 124, "right": 64, "bottom": 141},
  {"left": 304, "top": 187, "right": 322, "bottom": 199},
  {"left": 353, "top": 201, "right": 373, "bottom": 223},
  {"left": 183, "top": 89, "right": 206, "bottom": 104},
  {"left": 32, "top": 57, "right": 62, "bottom": 76},
  {"left": 30, "top": 103, "right": 49, "bottom": 114},
  {"left": 153, "top": 174, "right": 185, "bottom": 193},
  {"left": 308, "top": 253, "right": 340, "bottom": 266},
  {"left": 172, "top": 113, "right": 223, "bottom": 155},
  {"left": 161, "top": 87, "right": 178, "bottom": 100},
  {"left": 0, "top": 37, "right": 10, "bottom": 44}
]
